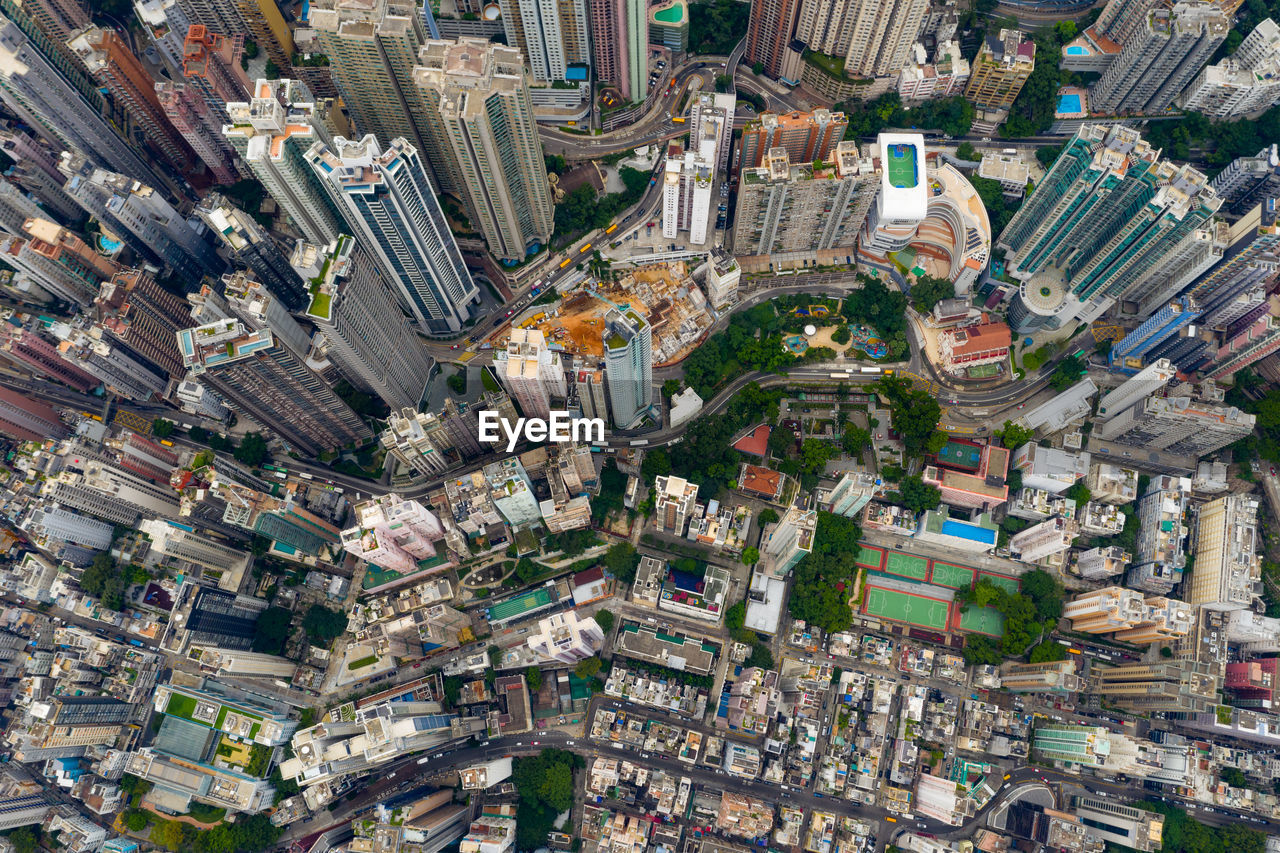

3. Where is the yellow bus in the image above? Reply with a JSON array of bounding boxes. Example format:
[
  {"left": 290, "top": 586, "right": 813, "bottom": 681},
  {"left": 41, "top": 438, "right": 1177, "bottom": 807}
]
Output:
[
  {"left": 559, "top": 257, "right": 572, "bottom": 269},
  {"left": 579, "top": 243, "right": 592, "bottom": 253},
  {"left": 605, "top": 223, "right": 618, "bottom": 235},
  {"left": 672, "top": 116, "right": 685, "bottom": 123}
]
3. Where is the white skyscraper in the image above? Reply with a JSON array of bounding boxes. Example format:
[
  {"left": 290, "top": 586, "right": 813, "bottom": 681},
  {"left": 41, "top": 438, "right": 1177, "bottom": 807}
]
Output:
[
  {"left": 1096, "top": 358, "right": 1176, "bottom": 420},
  {"left": 525, "top": 611, "right": 605, "bottom": 663},
  {"left": 690, "top": 92, "right": 736, "bottom": 175},
  {"left": 494, "top": 328, "right": 567, "bottom": 420},
  {"left": 224, "top": 79, "right": 346, "bottom": 245},
  {"left": 661, "top": 113, "right": 722, "bottom": 244},
  {"left": 307, "top": 135, "right": 479, "bottom": 334},
  {"left": 760, "top": 507, "right": 816, "bottom": 577},
  {"left": 603, "top": 308, "right": 652, "bottom": 428}
]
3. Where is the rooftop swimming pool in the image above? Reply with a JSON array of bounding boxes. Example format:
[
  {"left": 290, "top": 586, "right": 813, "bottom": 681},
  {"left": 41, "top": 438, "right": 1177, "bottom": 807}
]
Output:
[
  {"left": 1065, "top": 45, "right": 1089, "bottom": 55},
  {"left": 1057, "top": 93, "right": 1083, "bottom": 113},
  {"left": 653, "top": 3, "right": 684, "bottom": 22}
]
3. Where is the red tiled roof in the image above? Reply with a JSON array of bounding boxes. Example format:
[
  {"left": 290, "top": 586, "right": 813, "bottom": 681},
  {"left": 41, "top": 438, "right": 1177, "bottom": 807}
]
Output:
[
  {"left": 949, "top": 322, "right": 1011, "bottom": 357},
  {"left": 741, "top": 465, "right": 782, "bottom": 498},
  {"left": 732, "top": 423, "right": 772, "bottom": 457},
  {"left": 574, "top": 567, "right": 604, "bottom": 587}
]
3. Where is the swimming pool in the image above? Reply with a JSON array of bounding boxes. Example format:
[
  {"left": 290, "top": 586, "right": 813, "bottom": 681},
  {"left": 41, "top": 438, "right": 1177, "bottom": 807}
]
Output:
[
  {"left": 1057, "top": 93, "right": 1082, "bottom": 113},
  {"left": 653, "top": 2, "right": 684, "bottom": 23},
  {"left": 1065, "top": 45, "right": 1089, "bottom": 55}
]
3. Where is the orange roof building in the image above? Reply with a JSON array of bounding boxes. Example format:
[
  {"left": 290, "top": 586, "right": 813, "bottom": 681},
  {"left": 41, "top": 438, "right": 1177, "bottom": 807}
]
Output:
[
  {"left": 739, "top": 464, "right": 783, "bottom": 501},
  {"left": 732, "top": 423, "right": 772, "bottom": 457},
  {"left": 939, "top": 321, "right": 1011, "bottom": 376}
]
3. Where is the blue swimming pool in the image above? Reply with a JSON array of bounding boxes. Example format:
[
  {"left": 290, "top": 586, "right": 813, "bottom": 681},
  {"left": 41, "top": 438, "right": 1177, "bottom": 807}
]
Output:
[
  {"left": 1058, "top": 93, "right": 1082, "bottom": 113},
  {"left": 940, "top": 520, "right": 997, "bottom": 545},
  {"left": 1065, "top": 45, "right": 1089, "bottom": 55}
]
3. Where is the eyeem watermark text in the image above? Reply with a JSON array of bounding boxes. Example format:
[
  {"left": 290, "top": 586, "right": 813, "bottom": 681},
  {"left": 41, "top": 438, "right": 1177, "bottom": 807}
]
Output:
[{"left": 478, "top": 410, "right": 605, "bottom": 451}]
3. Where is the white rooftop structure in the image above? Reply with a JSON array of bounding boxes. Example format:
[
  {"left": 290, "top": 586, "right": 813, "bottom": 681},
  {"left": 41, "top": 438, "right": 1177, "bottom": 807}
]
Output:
[{"left": 877, "top": 133, "right": 929, "bottom": 220}]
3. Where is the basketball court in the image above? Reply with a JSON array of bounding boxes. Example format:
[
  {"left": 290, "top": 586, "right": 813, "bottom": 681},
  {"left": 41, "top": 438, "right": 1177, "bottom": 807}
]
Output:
[
  {"left": 887, "top": 144, "right": 919, "bottom": 188},
  {"left": 884, "top": 551, "right": 930, "bottom": 581}
]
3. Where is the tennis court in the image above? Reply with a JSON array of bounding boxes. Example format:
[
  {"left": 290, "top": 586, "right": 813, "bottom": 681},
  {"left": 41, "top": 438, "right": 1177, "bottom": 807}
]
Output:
[
  {"left": 935, "top": 441, "right": 982, "bottom": 471},
  {"left": 857, "top": 545, "right": 885, "bottom": 569},
  {"left": 979, "top": 572, "right": 1019, "bottom": 593},
  {"left": 887, "top": 143, "right": 919, "bottom": 188},
  {"left": 957, "top": 606, "right": 1004, "bottom": 636},
  {"left": 884, "top": 551, "right": 930, "bottom": 581},
  {"left": 864, "top": 584, "right": 951, "bottom": 631},
  {"left": 929, "top": 562, "right": 975, "bottom": 589}
]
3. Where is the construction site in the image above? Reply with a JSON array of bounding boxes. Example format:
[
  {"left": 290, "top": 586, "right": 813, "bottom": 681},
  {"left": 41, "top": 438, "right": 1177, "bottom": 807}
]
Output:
[{"left": 503, "top": 261, "right": 714, "bottom": 366}]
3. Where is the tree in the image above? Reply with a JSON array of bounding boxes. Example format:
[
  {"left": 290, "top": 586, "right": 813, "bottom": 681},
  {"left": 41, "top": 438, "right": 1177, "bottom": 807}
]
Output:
[
  {"left": 603, "top": 543, "right": 640, "bottom": 584},
  {"left": 746, "top": 642, "right": 774, "bottom": 669},
  {"left": 875, "top": 375, "right": 944, "bottom": 458},
  {"left": 574, "top": 656, "right": 602, "bottom": 678},
  {"left": 962, "top": 634, "right": 1003, "bottom": 666},
  {"left": 301, "top": 605, "right": 348, "bottom": 646},
  {"left": 1035, "top": 144, "right": 1063, "bottom": 168},
  {"left": 1222, "top": 767, "right": 1249, "bottom": 789},
  {"left": 752, "top": 61, "right": 765, "bottom": 74},
  {"left": 152, "top": 418, "right": 175, "bottom": 438},
  {"left": 151, "top": 821, "right": 190, "bottom": 852},
  {"left": 757, "top": 508, "right": 780, "bottom": 526},
  {"left": 831, "top": 325, "right": 852, "bottom": 344},
  {"left": 714, "top": 73, "right": 733, "bottom": 92},
  {"left": 769, "top": 425, "right": 797, "bottom": 458},
  {"left": 515, "top": 556, "right": 540, "bottom": 584},
  {"left": 688, "top": 0, "right": 750, "bottom": 55},
  {"left": 641, "top": 447, "right": 671, "bottom": 480},
  {"left": 995, "top": 420, "right": 1035, "bottom": 450},
  {"left": 525, "top": 666, "right": 543, "bottom": 691},
  {"left": 446, "top": 371, "right": 466, "bottom": 394},
  {"left": 81, "top": 552, "right": 126, "bottom": 610},
  {"left": 1064, "top": 482, "right": 1091, "bottom": 506},
  {"left": 123, "top": 810, "right": 150, "bottom": 831},
  {"left": 896, "top": 475, "right": 941, "bottom": 513},
  {"left": 252, "top": 607, "right": 292, "bottom": 655},
  {"left": 741, "top": 546, "right": 760, "bottom": 565},
  {"left": 593, "top": 609, "right": 614, "bottom": 633},
  {"left": 955, "top": 141, "right": 979, "bottom": 161},
  {"left": 911, "top": 275, "right": 956, "bottom": 313},
  {"left": 234, "top": 432, "right": 269, "bottom": 468},
  {"left": 841, "top": 424, "right": 871, "bottom": 456},
  {"left": 1028, "top": 641, "right": 1067, "bottom": 663},
  {"left": 662, "top": 379, "right": 681, "bottom": 400},
  {"left": 1049, "top": 355, "right": 1086, "bottom": 390}
]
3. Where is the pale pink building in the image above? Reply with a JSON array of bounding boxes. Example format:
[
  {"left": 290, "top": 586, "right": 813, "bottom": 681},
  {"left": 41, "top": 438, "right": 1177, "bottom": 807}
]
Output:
[{"left": 340, "top": 494, "right": 450, "bottom": 575}]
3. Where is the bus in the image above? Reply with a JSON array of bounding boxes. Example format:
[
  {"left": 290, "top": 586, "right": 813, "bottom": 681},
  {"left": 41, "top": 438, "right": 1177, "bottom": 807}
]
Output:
[
  {"left": 159, "top": 438, "right": 175, "bottom": 447},
  {"left": 859, "top": 367, "right": 881, "bottom": 374},
  {"left": 604, "top": 223, "right": 618, "bottom": 235},
  {"left": 672, "top": 116, "right": 685, "bottom": 123},
  {"left": 559, "top": 257, "right": 572, "bottom": 269},
  {"left": 579, "top": 243, "right": 592, "bottom": 253}
]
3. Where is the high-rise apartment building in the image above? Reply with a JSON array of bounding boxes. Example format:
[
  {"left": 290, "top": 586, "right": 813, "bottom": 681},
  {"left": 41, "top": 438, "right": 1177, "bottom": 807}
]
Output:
[
  {"left": 307, "top": 134, "right": 479, "bottom": 333},
  {"left": 603, "top": 307, "right": 651, "bottom": 428},
  {"left": 965, "top": 29, "right": 1035, "bottom": 114},
  {"left": 67, "top": 25, "right": 195, "bottom": 175},
  {"left": 1189, "top": 495, "right": 1261, "bottom": 611},
  {"left": 1185, "top": 199, "right": 1280, "bottom": 326},
  {"left": 738, "top": 109, "right": 849, "bottom": 171},
  {"left": 998, "top": 660, "right": 1084, "bottom": 693},
  {"left": 1095, "top": 395, "right": 1256, "bottom": 455},
  {"left": 790, "top": 0, "right": 928, "bottom": 77},
  {"left": 18, "top": 217, "right": 120, "bottom": 302},
  {"left": 745, "top": 0, "right": 802, "bottom": 79},
  {"left": 1202, "top": 298, "right": 1280, "bottom": 380},
  {"left": 1210, "top": 147, "right": 1280, "bottom": 216},
  {"left": 1090, "top": 659, "right": 1219, "bottom": 713},
  {"left": 227, "top": 0, "right": 294, "bottom": 72},
  {"left": 662, "top": 138, "right": 716, "bottom": 245},
  {"left": 340, "top": 494, "right": 449, "bottom": 575},
  {"left": 50, "top": 322, "right": 169, "bottom": 400},
  {"left": 826, "top": 471, "right": 880, "bottom": 517},
  {"left": 1001, "top": 125, "right": 1220, "bottom": 332},
  {"left": 291, "top": 235, "right": 433, "bottom": 411},
  {"left": 1180, "top": 17, "right": 1280, "bottom": 118},
  {"left": 138, "top": 518, "right": 250, "bottom": 590},
  {"left": 1097, "top": 359, "right": 1176, "bottom": 418},
  {"left": 1125, "top": 223, "right": 1227, "bottom": 318},
  {"left": 197, "top": 195, "right": 307, "bottom": 310},
  {"left": 0, "top": 385, "right": 66, "bottom": 441},
  {"left": 179, "top": 317, "right": 372, "bottom": 455},
  {"left": 94, "top": 269, "right": 192, "bottom": 380},
  {"left": 1127, "top": 475, "right": 1190, "bottom": 595},
  {"left": 3, "top": 0, "right": 94, "bottom": 103},
  {"left": 586, "top": 0, "right": 646, "bottom": 101},
  {"left": 494, "top": 328, "right": 567, "bottom": 420},
  {"left": 1090, "top": 1, "right": 1228, "bottom": 114},
  {"left": 59, "top": 155, "right": 226, "bottom": 288},
  {"left": 690, "top": 92, "right": 736, "bottom": 176},
  {"left": 380, "top": 408, "right": 457, "bottom": 475},
  {"left": 414, "top": 38, "right": 556, "bottom": 263},
  {"left": 156, "top": 82, "right": 240, "bottom": 184},
  {"left": 1074, "top": 545, "right": 1131, "bottom": 580},
  {"left": 732, "top": 143, "right": 877, "bottom": 262},
  {"left": 309, "top": 0, "right": 434, "bottom": 162},
  {"left": 1064, "top": 585, "right": 1193, "bottom": 642},
  {"left": 500, "top": 0, "right": 590, "bottom": 82},
  {"left": 0, "top": 316, "right": 98, "bottom": 391},
  {"left": 525, "top": 611, "right": 605, "bottom": 664},
  {"left": 1009, "top": 515, "right": 1078, "bottom": 563},
  {"left": 43, "top": 456, "right": 180, "bottom": 525},
  {"left": 760, "top": 507, "right": 816, "bottom": 577},
  {"left": 0, "top": 21, "right": 159, "bottom": 187},
  {"left": 654, "top": 474, "right": 698, "bottom": 534},
  {"left": 224, "top": 79, "right": 346, "bottom": 246},
  {"left": 1111, "top": 298, "right": 1199, "bottom": 365},
  {"left": 181, "top": 24, "right": 250, "bottom": 110}
]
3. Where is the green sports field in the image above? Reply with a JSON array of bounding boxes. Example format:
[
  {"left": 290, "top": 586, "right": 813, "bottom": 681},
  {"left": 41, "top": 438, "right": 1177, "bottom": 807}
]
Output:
[
  {"left": 958, "top": 606, "right": 1005, "bottom": 636},
  {"left": 884, "top": 551, "right": 930, "bottom": 581},
  {"left": 864, "top": 585, "right": 950, "bottom": 631},
  {"left": 856, "top": 545, "right": 885, "bottom": 569},
  {"left": 886, "top": 143, "right": 919, "bottom": 188},
  {"left": 488, "top": 587, "right": 554, "bottom": 623},
  {"left": 929, "top": 562, "right": 975, "bottom": 589},
  {"left": 979, "top": 573, "right": 1019, "bottom": 593}
]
